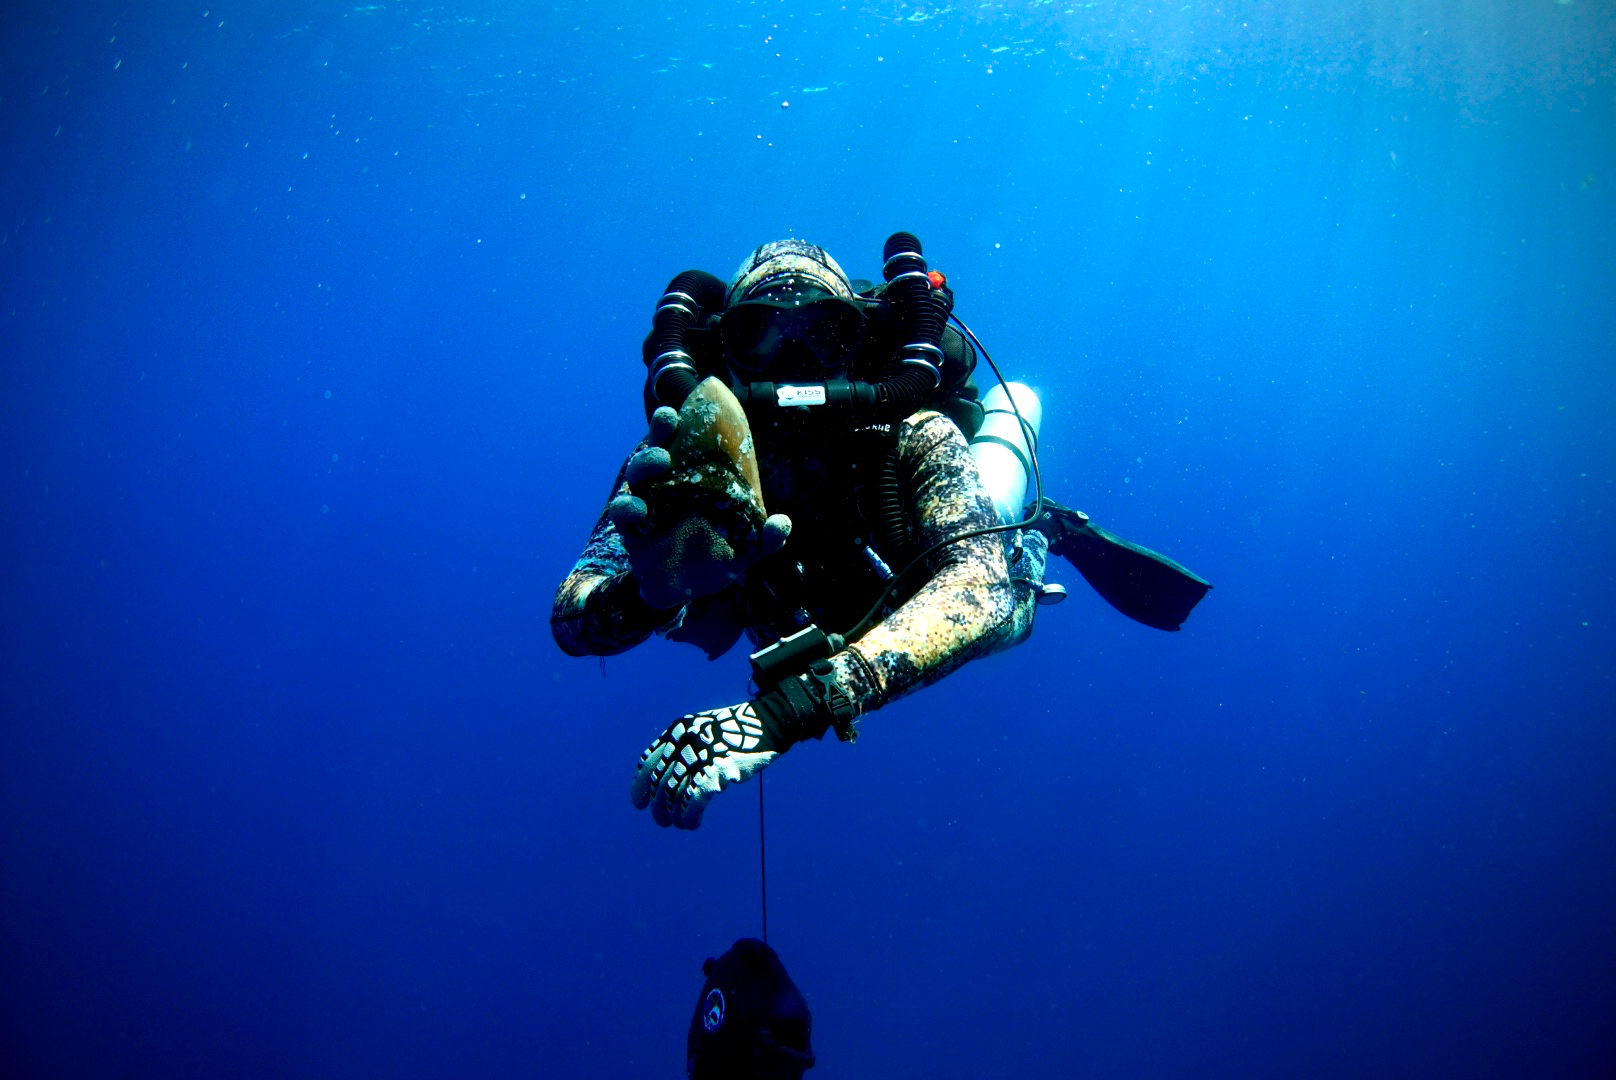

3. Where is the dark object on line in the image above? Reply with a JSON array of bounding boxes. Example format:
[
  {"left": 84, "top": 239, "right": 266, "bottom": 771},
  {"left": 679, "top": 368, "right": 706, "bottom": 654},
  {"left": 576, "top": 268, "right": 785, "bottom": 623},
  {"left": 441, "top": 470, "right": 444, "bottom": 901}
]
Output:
[
  {"left": 1038, "top": 500, "right": 1213, "bottom": 631},
  {"left": 688, "top": 938, "right": 815, "bottom": 1079}
]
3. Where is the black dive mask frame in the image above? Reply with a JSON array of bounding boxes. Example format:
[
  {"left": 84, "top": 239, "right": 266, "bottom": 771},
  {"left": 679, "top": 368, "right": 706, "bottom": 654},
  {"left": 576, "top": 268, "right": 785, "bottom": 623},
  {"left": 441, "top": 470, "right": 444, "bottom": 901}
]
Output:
[{"left": 718, "top": 292, "right": 867, "bottom": 380}]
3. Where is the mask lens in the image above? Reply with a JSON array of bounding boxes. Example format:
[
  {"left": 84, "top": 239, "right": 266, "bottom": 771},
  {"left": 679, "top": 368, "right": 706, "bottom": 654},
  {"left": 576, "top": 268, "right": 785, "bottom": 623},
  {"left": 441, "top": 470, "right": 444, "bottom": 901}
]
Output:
[{"left": 721, "top": 297, "right": 864, "bottom": 377}]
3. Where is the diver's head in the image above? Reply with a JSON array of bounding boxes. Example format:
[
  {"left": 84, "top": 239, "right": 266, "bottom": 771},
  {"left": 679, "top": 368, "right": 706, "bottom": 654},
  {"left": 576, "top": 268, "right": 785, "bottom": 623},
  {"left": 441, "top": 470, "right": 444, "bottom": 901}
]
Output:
[
  {"left": 687, "top": 938, "right": 815, "bottom": 1080},
  {"left": 721, "top": 240, "right": 864, "bottom": 383}
]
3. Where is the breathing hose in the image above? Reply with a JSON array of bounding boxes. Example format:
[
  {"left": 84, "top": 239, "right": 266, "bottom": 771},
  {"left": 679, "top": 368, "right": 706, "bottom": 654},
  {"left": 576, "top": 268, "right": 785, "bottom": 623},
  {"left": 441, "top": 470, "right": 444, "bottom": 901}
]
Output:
[{"left": 645, "top": 269, "right": 727, "bottom": 410}]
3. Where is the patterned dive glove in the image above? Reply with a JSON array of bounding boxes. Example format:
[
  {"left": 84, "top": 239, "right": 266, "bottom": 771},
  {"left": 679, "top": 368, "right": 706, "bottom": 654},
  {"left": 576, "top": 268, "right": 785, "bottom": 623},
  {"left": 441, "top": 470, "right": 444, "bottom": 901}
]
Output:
[{"left": 631, "top": 667, "right": 856, "bottom": 830}]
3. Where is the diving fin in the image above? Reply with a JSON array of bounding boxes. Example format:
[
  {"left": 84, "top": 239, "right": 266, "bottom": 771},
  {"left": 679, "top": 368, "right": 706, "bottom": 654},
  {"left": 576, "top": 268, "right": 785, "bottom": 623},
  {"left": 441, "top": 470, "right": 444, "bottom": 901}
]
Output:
[{"left": 1035, "top": 500, "right": 1212, "bottom": 631}]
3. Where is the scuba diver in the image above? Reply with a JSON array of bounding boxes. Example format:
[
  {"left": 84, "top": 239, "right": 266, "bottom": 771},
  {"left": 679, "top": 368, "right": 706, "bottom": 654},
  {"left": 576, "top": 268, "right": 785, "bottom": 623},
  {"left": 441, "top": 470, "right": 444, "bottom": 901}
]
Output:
[
  {"left": 686, "top": 938, "right": 814, "bottom": 1079},
  {"left": 552, "top": 235, "right": 1211, "bottom": 830}
]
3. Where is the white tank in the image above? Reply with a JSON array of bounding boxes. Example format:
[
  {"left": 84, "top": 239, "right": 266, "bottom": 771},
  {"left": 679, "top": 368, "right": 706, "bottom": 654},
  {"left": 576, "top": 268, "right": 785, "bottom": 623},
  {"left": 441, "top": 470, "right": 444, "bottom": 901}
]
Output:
[{"left": 968, "top": 381, "right": 1043, "bottom": 524}]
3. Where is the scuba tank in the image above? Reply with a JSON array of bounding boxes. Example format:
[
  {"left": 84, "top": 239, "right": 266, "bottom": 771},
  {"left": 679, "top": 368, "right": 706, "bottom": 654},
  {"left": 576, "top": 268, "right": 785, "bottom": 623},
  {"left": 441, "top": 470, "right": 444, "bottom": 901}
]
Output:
[{"left": 969, "top": 381, "right": 1042, "bottom": 525}]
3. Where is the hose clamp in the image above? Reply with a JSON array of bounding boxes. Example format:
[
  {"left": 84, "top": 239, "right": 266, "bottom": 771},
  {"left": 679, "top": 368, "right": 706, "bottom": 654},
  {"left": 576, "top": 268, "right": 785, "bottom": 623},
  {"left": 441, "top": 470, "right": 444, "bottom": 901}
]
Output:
[
  {"left": 899, "top": 343, "right": 944, "bottom": 388},
  {"left": 651, "top": 348, "right": 694, "bottom": 373},
  {"left": 884, "top": 268, "right": 932, "bottom": 288},
  {"left": 656, "top": 291, "right": 700, "bottom": 318},
  {"left": 650, "top": 351, "right": 696, "bottom": 398},
  {"left": 882, "top": 253, "right": 926, "bottom": 278}
]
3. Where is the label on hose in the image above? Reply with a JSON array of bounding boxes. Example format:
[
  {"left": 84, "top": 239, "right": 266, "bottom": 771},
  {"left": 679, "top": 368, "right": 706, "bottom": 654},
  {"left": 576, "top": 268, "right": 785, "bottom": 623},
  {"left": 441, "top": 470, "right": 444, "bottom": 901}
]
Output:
[{"left": 776, "top": 384, "right": 827, "bottom": 407}]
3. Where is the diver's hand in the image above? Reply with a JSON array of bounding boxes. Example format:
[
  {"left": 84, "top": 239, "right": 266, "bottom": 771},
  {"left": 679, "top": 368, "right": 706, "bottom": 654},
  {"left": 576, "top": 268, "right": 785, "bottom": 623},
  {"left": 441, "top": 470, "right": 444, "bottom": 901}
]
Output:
[
  {"left": 607, "top": 405, "right": 790, "bottom": 609},
  {"left": 631, "top": 703, "right": 779, "bottom": 830},
  {"left": 607, "top": 406, "right": 680, "bottom": 527},
  {"left": 622, "top": 405, "right": 681, "bottom": 489},
  {"left": 630, "top": 673, "right": 851, "bottom": 830}
]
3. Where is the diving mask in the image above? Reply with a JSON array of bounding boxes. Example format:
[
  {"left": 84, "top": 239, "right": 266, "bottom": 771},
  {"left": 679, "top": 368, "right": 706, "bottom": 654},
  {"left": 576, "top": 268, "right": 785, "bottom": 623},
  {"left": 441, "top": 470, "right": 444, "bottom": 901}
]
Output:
[{"left": 719, "top": 285, "right": 866, "bottom": 379}]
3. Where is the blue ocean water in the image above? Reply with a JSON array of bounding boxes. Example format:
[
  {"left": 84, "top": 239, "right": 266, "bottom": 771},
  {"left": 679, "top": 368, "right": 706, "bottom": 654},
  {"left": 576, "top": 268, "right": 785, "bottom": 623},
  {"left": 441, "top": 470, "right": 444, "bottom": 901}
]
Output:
[{"left": 3, "top": 2, "right": 1613, "bottom": 1076}]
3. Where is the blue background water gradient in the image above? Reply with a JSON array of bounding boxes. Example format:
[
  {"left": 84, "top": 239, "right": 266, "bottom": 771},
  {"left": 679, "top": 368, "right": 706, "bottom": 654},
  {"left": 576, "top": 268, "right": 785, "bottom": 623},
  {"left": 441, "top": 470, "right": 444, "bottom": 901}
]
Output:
[{"left": 4, "top": 2, "right": 1614, "bottom": 1077}]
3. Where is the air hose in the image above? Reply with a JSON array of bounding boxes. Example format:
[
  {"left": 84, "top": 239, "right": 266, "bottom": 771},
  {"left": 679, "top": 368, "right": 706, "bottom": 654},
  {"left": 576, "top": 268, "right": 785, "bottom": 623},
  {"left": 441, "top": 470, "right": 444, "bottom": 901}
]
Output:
[
  {"left": 645, "top": 270, "right": 727, "bottom": 410},
  {"left": 858, "top": 232, "right": 948, "bottom": 557},
  {"left": 870, "top": 231, "right": 946, "bottom": 419},
  {"left": 870, "top": 440, "right": 909, "bottom": 564}
]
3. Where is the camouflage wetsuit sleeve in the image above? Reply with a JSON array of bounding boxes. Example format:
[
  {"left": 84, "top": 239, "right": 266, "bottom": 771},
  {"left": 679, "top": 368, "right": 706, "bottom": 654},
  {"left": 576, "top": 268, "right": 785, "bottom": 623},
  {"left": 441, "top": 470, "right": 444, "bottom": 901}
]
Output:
[
  {"left": 550, "top": 447, "right": 684, "bottom": 657},
  {"left": 822, "top": 410, "right": 1028, "bottom": 714}
]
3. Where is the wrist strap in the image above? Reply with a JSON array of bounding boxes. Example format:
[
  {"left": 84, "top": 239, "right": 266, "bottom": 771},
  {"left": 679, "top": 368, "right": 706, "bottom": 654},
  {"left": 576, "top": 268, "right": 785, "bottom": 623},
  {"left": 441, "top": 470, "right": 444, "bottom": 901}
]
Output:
[
  {"left": 752, "top": 677, "right": 829, "bottom": 750},
  {"left": 752, "top": 664, "right": 860, "bottom": 749},
  {"left": 807, "top": 660, "right": 860, "bottom": 743}
]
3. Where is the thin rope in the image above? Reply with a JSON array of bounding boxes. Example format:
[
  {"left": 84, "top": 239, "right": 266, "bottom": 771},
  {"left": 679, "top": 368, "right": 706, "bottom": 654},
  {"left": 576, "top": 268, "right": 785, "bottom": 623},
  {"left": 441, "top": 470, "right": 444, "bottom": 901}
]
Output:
[{"left": 759, "top": 772, "right": 769, "bottom": 944}]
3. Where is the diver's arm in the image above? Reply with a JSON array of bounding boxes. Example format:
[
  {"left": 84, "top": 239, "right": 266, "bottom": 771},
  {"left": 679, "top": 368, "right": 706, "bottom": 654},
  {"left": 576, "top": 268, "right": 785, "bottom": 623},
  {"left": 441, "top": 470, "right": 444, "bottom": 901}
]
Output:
[
  {"left": 627, "top": 414, "right": 1016, "bottom": 830},
  {"left": 825, "top": 410, "right": 1015, "bottom": 711},
  {"left": 551, "top": 452, "right": 684, "bottom": 657}
]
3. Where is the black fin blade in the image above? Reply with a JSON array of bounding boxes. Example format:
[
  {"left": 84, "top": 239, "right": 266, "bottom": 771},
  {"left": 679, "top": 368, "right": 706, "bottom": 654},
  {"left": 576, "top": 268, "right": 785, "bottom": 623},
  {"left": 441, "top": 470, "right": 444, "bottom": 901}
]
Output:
[{"left": 1057, "top": 522, "right": 1212, "bottom": 631}]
